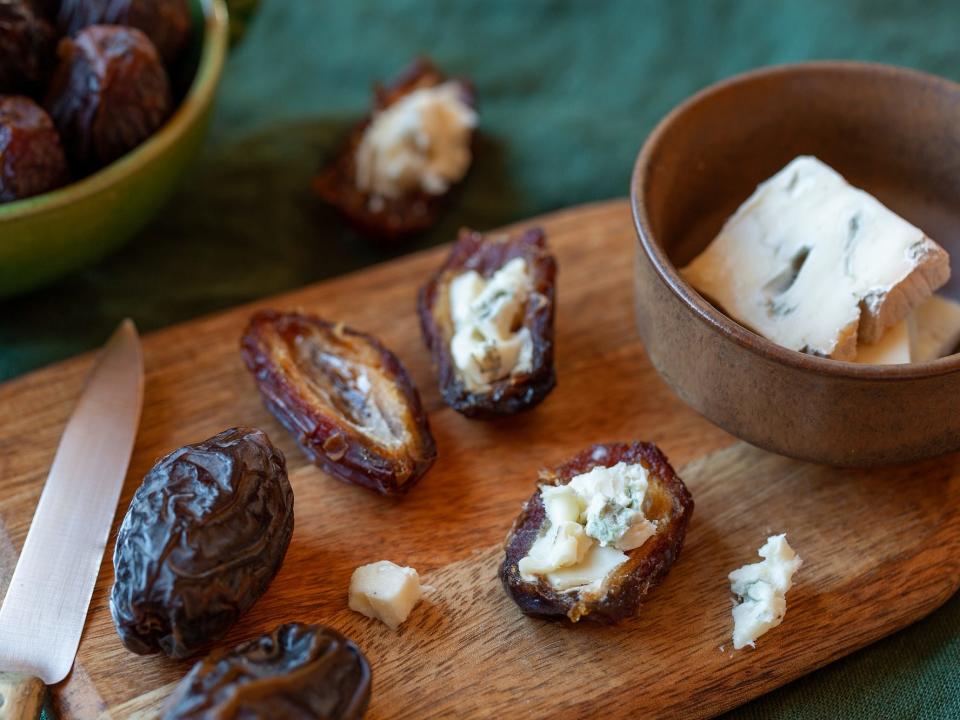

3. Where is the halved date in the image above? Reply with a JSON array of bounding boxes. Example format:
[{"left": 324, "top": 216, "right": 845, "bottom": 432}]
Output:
[
  {"left": 418, "top": 227, "right": 557, "bottom": 418},
  {"left": 312, "top": 57, "right": 477, "bottom": 242},
  {"left": 499, "top": 442, "right": 693, "bottom": 623},
  {"left": 241, "top": 310, "right": 437, "bottom": 496},
  {"left": 162, "top": 623, "right": 371, "bottom": 720}
]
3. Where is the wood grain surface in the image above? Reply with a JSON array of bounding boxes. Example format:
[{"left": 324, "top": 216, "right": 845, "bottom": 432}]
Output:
[{"left": 1, "top": 200, "right": 958, "bottom": 719}]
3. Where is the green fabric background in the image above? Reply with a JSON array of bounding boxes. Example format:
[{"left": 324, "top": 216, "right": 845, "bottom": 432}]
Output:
[{"left": 6, "top": 1, "right": 960, "bottom": 717}]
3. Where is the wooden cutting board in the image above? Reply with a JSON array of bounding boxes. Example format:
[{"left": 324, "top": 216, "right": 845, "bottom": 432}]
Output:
[{"left": 1, "top": 200, "right": 959, "bottom": 719}]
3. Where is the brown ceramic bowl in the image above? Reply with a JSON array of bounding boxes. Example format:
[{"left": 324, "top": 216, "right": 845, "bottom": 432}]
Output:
[{"left": 631, "top": 61, "right": 960, "bottom": 467}]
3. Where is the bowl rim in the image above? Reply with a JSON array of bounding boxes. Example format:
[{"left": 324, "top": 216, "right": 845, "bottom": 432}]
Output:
[
  {"left": 0, "top": 0, "right": 229, "bottom": 222},
  {"left": 631, "top": 59, "right": 960, "bottom": 381}
]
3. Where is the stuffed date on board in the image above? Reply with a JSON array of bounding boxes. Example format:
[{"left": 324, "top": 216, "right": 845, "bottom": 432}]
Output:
[{"left": 418, "top": 227, "right": 557, "bottom": 418}]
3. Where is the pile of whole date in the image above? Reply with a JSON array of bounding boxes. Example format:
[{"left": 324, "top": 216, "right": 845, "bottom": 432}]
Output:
[{"left": 0, "top": 0, "right": 191, "bottom": 203}]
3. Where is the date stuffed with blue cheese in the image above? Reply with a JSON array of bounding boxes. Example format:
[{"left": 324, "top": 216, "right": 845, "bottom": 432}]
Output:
[
  {"left": 682, "top": 156, "right": 950, "bottom": 360},
  {"left": 419, "top": 227, "right": 557, "bottom": 418},
  {"left": 313, "top": 57, "right": 477, "bottom": 242},
  {"left": 500, "top": 442, "right": 692, "bottom": 623}
]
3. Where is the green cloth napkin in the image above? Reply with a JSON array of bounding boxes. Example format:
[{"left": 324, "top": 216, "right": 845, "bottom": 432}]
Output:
[{"left": 6, "top": 1, "right": 959, "bottom": 717}]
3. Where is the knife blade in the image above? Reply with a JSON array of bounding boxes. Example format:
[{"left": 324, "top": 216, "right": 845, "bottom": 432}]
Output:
[{"left": 0, "top": 320, "right": 143, "bottom": 715}]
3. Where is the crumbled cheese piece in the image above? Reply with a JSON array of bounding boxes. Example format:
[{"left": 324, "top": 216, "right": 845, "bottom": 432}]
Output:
[
  {"left": 449, "top": 257, "right": 534, "bottom": 389},
  {"left": 910, "top": 295, "right": 960, "bottom": 361},
  {"left": 355, "top": 81, "right": 476, "bottom": 199},
  {"left": 855, "top": 319, "right": 910, "bottom": 364},
  {"left": 729, "top": 534, "right": 802, "bottom": 650},
  {"left": 567, "top": 462, "right": 657, "bottom": 550},
  {"left": 545, "top": 543, "right": 628, "bottom": 591},
  {"left": 518, "top": 520, "right": 591, "bottom": 579},
  {"left": 682, "top": 156, "right": 950, "bottom": 360},
  {"left": 518, "top": 462, "right": 656, "bottom": 590},
  {"left": 348, "top": 560, "right": 422, "bottom": 629}
]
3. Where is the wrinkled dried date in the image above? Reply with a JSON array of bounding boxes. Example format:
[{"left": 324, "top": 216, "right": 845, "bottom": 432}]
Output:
[
  {"left": 0, "top": 95, "right": 69, "bottom": 202},
  {"left": 0, "top": 1, "right": 56, "bottom": 94},
  {"left": 500, "top": 442, "right": 693, "bottom": 623},
  {"left": 241, "top": 310, "right": 437, "bottom": 496},
  {"left": 58, "top": 0, "right": 191, "bottom": 67},
  {"left": 312, "top": 57, "right": 476, "bottom": 242},
  {"left": 162, "top": 623, "right": 371, "bottom": 720},
  {"left": 46, "top": 24, "right": 171, "bottom": 172},
  {"left": 110, "top": 427, "right": 294, "bottom": 659},
  {"left": 418, "top": 227, "right": 557, "bottom": 418}
]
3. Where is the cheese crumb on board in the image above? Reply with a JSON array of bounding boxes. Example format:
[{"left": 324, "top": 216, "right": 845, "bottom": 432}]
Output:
[
  {"left": 682, "top": 156, "right": 950, "bottom": 360},
  {"left": 910, "top": 294, "right": 960, "bottom": 361},
  {"left": 729, "top": 534, "right": 802, "bottom": 650},
  {"left": 855, "top": 319, "right": 910, "bottom": 365},
  {"left": 349, "top": 560, "right": 423, "bottom": 629}
]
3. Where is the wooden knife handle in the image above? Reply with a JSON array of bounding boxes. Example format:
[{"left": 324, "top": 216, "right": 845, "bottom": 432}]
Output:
[{"left": 0, "top": 674, "right": 46, "bottom": 720}]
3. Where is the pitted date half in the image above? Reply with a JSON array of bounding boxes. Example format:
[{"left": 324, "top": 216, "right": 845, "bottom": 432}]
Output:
[
  {"left": 312, "top": 57, "right": 476, "bottom": 243},
  {"left": 418, "top": 227, "right": 557, "bottom": 418},
  {"left": 0, "top": 1, "right": 56, "bottom": 94},
  {"left": 110, "top": 427, "right": 294, "bottom": 659},
  {"left": 500, "top": 442, "right": 693, "bottom": 623},
  {"left": 162, "top": 623, "right": 371, "bottom": 720},
  {"left": 58, "top": 0, "right": 192, "bottom": 67},
  {"left": 46, "top": 24, "right": 172, "bottom": 173},
  {"left": 241, "top": 310, "right": 437, "bottom": 496}
]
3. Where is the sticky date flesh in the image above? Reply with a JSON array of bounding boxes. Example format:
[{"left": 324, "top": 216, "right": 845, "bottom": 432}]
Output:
[
  {"left": 500, "top": 442, "right": 693, "bottom": 623},
  {"left": 0, "top": 1, "right": 55, "bottom": 94},
  {"left": 46, "top": 24, "right": 171, "bottom": 172},
  {"left": 162, "top": 623, "right": 371, "bottom": 720},
  {"left": 241, "top": 310, "right": 437, "bottom": 496},
  {"left": 0, "top": 95, "right": 69, "bottom": 202},
  {"left": 418, "top": 227, "right": 557, "bottom": 418},
  {"left": 312, "top": 57, "right": 476, "bottom": 242},
  {"left": 110, "top": 427, "right": 294, "bottom": 659},
  {"left": 58, "top": 0, "right": 192, "bottom": 67}
]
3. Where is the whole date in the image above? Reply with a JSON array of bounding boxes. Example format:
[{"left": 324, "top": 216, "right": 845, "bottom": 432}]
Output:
[
  {"left": 46, "top": 24, "right": 172, "bottom": 172},
  {"left": 110, "top": 427, "right": 294, "bottom": 659},
  {"left": 162, "top": 623, "right": 372, "bottom": 720},
  {"left": 0, "top": 95, "right": 69, "bottom": 202}
]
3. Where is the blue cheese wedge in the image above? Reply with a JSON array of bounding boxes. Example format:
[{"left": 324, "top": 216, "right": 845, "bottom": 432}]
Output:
[
  {"left": 682, "top": 156, "right": 950, "bottom": 360},
  {"left": 909, "top": 295, "right": 960, "bottom": 361},
  {"left": 729, "top": 534, "right": 802, "bottom": 650},
  {"left": 518, "top": 462, "right": 657, "bottom": 591},
  {"left": 855, "top": 319, "right": 911, "bottom": 365}
]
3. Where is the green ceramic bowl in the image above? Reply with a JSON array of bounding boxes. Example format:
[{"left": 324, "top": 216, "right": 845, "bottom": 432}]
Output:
[{"left": 0, "top": 0, "right": 229, "bottom": 298}]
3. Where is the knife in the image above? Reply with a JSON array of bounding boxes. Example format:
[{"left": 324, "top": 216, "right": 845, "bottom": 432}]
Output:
[{"left": 0, "top": 320, "right": 144, "bottom": 719}]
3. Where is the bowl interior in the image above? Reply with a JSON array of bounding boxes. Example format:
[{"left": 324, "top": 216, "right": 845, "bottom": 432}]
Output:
[{"left": 639, "top": 63, "right": 960, "bottom": 309}]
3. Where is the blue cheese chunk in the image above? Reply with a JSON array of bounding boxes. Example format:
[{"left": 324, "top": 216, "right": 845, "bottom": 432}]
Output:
[
  {"left": 449, "top": 257, "right": 534, "bottom": 390},
  {"left": 518, "top": 462, "right": 657, "bottom": 591},
  {"left": 349, "top": 560, "right": 423, "bottom": 630},
  {"left": 729, "top": 534, "right": 802, "bottom": 650},
  {"left": 355, "top": 82, "right": 477, "bottom": 199},
  {"left": 683, "top": 156, "right": 950, "bottom": 360}
]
